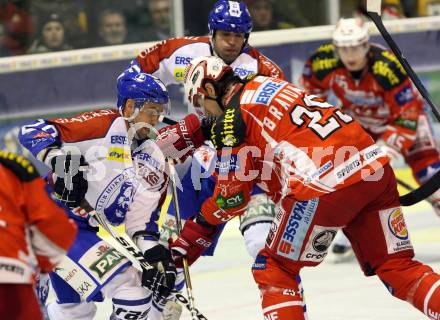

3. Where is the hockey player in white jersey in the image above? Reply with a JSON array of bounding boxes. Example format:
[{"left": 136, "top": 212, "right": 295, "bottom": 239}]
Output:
[{"left": 18, "top": 67, "right": 204, "bottom": 320}]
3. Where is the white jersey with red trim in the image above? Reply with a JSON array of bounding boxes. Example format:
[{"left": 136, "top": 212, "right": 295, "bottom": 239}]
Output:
[
  {"left": 18, "top": 109, "right": 168, "bottom": 239},
  {"left": 131, "top": 36, "right": 286, "bottom": 86}
]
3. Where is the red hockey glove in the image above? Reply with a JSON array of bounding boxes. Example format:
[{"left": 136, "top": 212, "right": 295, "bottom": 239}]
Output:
[
  {"left": 156, "top": 114, "right": 207, "bottom": 162},
  {"left": 168, "top": 219, "right": 217, "bottom": 267}
]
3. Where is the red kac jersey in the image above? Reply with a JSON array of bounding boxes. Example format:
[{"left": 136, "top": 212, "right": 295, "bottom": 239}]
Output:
[
  {"left": 301, "top": 43, "right": 424, "bottom": 156},
  {"left": 201, "top": 76, "right": 388, "bottom": 225}
]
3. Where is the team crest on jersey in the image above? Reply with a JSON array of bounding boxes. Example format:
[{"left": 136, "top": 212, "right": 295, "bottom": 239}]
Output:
[
  {"left": 379, "top": 207, "right": 413, "bottom": 254},
  {"left": 96, "top": 168, "right": 138, "bottom": 225}
]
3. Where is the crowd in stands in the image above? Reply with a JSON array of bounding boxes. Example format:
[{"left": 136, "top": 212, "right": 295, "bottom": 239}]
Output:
[{"left": 0, "top": 0, "right": 438, "bottom": 58}]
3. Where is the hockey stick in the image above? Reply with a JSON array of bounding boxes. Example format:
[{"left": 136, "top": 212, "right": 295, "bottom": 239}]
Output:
[
  {"left": 396, "top": 177, "right": 436, "bottom": 206},
  {"left": 167, "top": 159, "right": 199, "bottom": 320},
  {"left": 365, "top": 0, "right": 440, "bottom": 206},
  {"left": 80, "top": 200, "right": 208, "bottom": 320},
  {"left": 159, "top": 115, "right": 178, "bottom": 125}
]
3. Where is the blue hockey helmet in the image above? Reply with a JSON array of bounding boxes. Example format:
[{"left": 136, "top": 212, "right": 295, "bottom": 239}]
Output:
[
  {"left": 208, "top": 0, "right": 253, "bottom": 35},
  {"left": 116, "top": 67, "right": 169, "bottom": 114}
]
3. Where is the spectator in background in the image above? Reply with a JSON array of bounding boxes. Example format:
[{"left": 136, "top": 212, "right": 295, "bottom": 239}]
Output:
[
  {"left": 144, "top": 0, "right": 172, "bottom": 41},
  {"left": 27, "top": 13, "right": 73, "bottom": 54},
  {"left": 29, "top": 0, "right": 88, "bottom": 49},
  {"left": 353, "top": 0, "right": 407, "bottom": 19},
  {"left": 418, "top": 0, "right": 440, "bottom": 15},
  {"left": 97, "top": 9, "right": 128, "bottom": 46},
  {"left": 0, "top": 23, "right": 11, "bottom": 57},
  {"left": 244, "top": 0, "right": 293, "bottom": 31},
  {"left": 0, "top": 1, "right": 35, "bottom": 55}
]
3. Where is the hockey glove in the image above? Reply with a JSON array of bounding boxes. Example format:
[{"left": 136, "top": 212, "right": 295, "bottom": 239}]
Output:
[
  {"left": 168, "top": 219, "right": 218, "bottom": 268},
  {"left": 49, "top": 152, "right": 88, "bottom": 208},
  {"left": 155, "top": 114, "right": 209, "bottom": 162},
  {"left": 142, "top": 244, "right": 177, "bottom": 301},
  {"left": 376, "top": 139, "right": 402, "bottom": 167}
]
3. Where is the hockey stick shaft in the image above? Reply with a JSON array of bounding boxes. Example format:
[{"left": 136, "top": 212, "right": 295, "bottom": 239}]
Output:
[
  {"left": 396, "top": 177, "right": 435, "bottom": 206},
  {"left": 167, "top": 159, "right": 199, "bottom": 319},
  {"left": 365, "top": 1, "right": 440, "bottom": 206},
  {"left": 80, "top": 200, "right": 208, "bottom": 319},
  {"left": 366, "top": 2, "right": 440, "bottom": 122}
]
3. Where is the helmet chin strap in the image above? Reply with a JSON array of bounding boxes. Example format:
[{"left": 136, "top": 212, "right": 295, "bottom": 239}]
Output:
[{"left": 205, "top": 95, "right": 225, "bottom": 111}]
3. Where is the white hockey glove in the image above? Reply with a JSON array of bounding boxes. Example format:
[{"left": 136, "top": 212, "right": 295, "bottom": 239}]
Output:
[{"left": 376, "top": 139, "right": 403, "bottom": 167}]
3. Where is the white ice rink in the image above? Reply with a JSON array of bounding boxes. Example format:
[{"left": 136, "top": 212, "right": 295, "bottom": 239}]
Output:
[{"left": 85, "top": 198, "right": 440, "bottom": 320}]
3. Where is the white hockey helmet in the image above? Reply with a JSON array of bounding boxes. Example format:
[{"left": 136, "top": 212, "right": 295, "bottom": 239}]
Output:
[
  {"left": 332, "top": 18, "right": 369, "bottom": 47},
  {"left": 183, "top": 56, "right": 233, "bottom": 117}
]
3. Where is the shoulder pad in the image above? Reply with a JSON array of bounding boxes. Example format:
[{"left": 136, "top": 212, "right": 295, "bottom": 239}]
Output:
[
  {"left": 310, "top": 43, "right": 342, "bottom": 81},
  {"left": 0, "top": 150, "right": 39, "bottom": 182},
  {"left": 210, "top": 94, "right": 246, "bottom": 150},
  {"left": 369, "top": 46, "right": 407, "bottom": 90}
]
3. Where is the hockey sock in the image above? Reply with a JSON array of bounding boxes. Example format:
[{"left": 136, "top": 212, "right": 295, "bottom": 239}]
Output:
[
  {"left": 260, "top": 285, "right": 307, "bottom": 320},
  {"left": 411, "top": 273, "right": 440, "bottom": 319},
  {"left": 376, "top": 258, "right": 440, "bottom": 318}
]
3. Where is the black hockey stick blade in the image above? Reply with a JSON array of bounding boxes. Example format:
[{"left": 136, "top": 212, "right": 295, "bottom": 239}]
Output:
[
  {"left": 159, "top": 115, "right": 177, "bottom": 125},
  {"left": 399, "top": 170, "right": 440, "bottom": 206},
  {"left": 365, "top": 9, "right": 440, "bottom": 122}
]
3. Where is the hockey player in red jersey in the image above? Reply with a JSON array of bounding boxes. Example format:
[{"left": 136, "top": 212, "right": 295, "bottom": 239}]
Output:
[
  {"left": 0, "top": 150, "right": 77, "bottom": 320},
  {"left": 301, "top": 17, "right": 440, "bottom": 258},
  {"left": 129, "top": 1, "right": 285, "bottom": 317},
  {"left": 167, "top": 56, "right": 440, "bottom": 319}
]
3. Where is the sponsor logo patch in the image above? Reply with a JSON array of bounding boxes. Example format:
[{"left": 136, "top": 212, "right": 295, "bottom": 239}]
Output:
[
  {"left": 215, "top": 154, "right": 240, "bottom": 175},
  {"left": 254, "top": 80, "right": 284, "bottom": 105},
  {"left": 252, "top": 254, "right": 267, "bottom": 270},
  {"left": 215, "top": 191, "right": 244, "bottom": 209},
  {"left": 379, "top": 207, "right": 413, "bottom": 254},
  {"left": 174, "top": 68, "right": 186, "bottom": 81},
  {"left": 79, "top": 241, "right": 129, "bottom": 284},
  {"left": 300, "top": 225, "right": 337, "bottom": 262},
  {"left": 395, "top": 85, "right": 414, "bottom": 105},
  {"left": 276, "top": 198, "right": 319, "bottom": 261},
  {"left": 89, "top": 246, "right": 125, "bottom": 278},
  {"left": 110, "top": 135, "right": 127, "bottom": 145},
  {"left": 54, "top": 255, "right": 98, "bottom": 299},
  {"left": 107, "top": 147, "right": 131, "bottom": 163},
  {"left": 233, "top": 67, "right": 254, "bottom": 79}
]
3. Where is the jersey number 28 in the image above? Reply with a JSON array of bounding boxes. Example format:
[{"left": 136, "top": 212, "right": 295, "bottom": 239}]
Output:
[{"left": 290, "top": 95, "right": 353, "bottom": 139}]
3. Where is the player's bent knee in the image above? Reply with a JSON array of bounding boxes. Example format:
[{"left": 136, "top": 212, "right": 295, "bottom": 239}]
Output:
[
  {"left": 376, "top": 257, "right": 440, "bottom": 318},
  {"left": 243, "top": 222, "right": 271, "bottom": 259},
  {"left": 101, "top": 266, "right": 152, "bottom": 320}
]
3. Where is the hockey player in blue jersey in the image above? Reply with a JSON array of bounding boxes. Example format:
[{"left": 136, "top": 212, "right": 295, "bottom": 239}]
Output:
[{"left": 18, "top": 67, "right": 204, "bottom": 320}]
